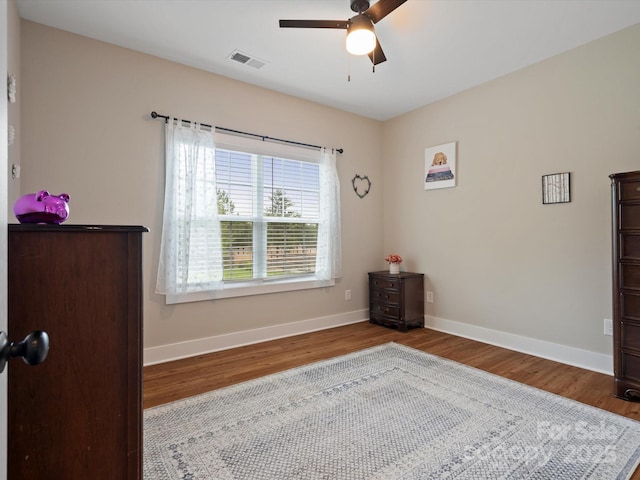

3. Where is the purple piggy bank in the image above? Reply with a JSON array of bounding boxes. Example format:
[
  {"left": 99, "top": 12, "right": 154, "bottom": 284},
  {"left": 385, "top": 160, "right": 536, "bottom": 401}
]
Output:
[{"left": 13, "top": 190, "right": 70, "bottom": 224}]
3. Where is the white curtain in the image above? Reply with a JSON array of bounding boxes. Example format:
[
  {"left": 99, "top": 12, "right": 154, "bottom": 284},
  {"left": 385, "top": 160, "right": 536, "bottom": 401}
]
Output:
[
  {"left": 156, "top": 119, "right": 223, "bottom": 296},
  {"left": 316, "top": 148, "right": 342, "bottom": 281}
]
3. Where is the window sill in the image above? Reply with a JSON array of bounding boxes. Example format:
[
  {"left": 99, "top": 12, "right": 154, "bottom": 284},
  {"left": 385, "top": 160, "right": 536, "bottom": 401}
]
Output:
[{"left": 164, "top": 276, "right": 335, "bottom": 304}]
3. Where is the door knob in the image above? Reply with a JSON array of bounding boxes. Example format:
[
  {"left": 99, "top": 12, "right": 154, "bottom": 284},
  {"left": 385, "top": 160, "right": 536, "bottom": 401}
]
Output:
[{"left": 0, "top": 330, "right": 50, "bottom": 373}]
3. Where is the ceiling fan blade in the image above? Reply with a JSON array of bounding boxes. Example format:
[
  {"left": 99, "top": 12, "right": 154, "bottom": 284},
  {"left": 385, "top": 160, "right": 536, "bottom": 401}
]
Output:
[
  {"left": 364, "top": 0, "right": 408, "bottom": 24},
  {"left": 279, "top": 19, "right": 349, "bottom": 29},
  {"left": 368, "top": 37, "right": 387, "bottom": 65}
]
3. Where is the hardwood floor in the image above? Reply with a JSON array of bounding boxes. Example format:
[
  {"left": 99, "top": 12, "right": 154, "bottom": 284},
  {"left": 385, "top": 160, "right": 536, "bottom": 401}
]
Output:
[{"left": 143, "top": 321, "right": 640, "bottom": 478}]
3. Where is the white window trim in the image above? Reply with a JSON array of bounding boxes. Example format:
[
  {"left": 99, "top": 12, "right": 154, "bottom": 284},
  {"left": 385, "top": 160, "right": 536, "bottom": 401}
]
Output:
[
  {"left": 166, "top": 277, "right": 335, "bottom": 304},
  {"left": 215, "top": 132, "right": 322, "bottom": 164}
]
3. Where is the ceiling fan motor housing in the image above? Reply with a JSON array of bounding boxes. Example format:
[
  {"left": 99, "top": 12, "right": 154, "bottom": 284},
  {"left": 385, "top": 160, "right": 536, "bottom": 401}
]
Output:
[{"left": 351, "top": 0, "right": 371, "bottom": 14}]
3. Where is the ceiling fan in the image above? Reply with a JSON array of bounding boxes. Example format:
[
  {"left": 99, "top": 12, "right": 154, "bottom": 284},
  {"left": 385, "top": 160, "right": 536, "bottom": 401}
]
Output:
[{"left": 279, "top": 0, "right": 408, "bottom": 66}]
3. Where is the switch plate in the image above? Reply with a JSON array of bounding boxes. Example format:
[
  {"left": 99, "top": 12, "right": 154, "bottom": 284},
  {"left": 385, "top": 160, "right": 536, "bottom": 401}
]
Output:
[{"left": 604, "top": 318, "right": 613, "bottom": 336}]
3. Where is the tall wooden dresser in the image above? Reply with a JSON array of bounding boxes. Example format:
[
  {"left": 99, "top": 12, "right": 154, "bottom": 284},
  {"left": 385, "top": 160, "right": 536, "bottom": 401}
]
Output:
[
  {"left": 611, "top": 171, "right": 640, "bottom": 400},
  {"left": 7, "top": 224, "right": 147, "bottom": 479}
]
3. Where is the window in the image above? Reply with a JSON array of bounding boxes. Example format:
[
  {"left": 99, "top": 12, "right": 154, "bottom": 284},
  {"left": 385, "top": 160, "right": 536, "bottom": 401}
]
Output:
[
  {"left": 215, "top": 149, "right": 320, "bottom": 282},
  {"left": 156, "top": 123, "right": 341, "bottom": 304}
]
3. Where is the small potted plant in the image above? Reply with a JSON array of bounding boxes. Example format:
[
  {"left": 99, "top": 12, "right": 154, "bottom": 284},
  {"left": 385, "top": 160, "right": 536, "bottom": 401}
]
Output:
[{"left": 385, "top": 253, "right": 403, "bottom": 274}]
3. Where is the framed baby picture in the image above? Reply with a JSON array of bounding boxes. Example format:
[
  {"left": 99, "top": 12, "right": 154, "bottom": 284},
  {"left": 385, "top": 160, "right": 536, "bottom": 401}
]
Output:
[{"left": 425, "top": 142, "right": 457, "bottom": 190}]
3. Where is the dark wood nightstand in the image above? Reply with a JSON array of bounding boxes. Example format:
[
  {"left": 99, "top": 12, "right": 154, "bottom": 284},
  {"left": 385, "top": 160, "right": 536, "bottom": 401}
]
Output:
[{"left": 368, "top": 271, "right": 424, "bottom": 332}]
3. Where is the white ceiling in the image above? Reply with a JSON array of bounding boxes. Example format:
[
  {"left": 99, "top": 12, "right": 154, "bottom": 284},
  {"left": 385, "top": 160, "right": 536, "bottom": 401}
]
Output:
[{"left": 16, "top": 0, "right": 640, "bottom": 121}]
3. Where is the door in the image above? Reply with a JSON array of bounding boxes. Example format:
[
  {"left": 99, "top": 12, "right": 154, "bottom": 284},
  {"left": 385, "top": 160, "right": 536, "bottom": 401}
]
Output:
[{"left": 1, "top": 1, "right": 10, "bottom": 478}]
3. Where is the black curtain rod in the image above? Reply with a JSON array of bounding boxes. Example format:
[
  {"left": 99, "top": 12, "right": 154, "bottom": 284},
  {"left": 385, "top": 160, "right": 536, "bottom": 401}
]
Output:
[{"left": 150, "top": 111, "right": 343, "bottom": 154}]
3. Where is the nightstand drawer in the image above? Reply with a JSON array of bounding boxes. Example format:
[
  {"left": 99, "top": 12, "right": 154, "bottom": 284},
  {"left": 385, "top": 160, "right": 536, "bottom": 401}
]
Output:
[
  {"left": 369, "top": 313, "right": 402, "bottom": 329},
  {"left": 370, "top": 302, "right": 400, "bottom": 318},
  {"left": 370, "top": 288, "right": 400, "bottom": 304},
  {"left": 370, "top": 277, "right": 400, "bottom": 291}
]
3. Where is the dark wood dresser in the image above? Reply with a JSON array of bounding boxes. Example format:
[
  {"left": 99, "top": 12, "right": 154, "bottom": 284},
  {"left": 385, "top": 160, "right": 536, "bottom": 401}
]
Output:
[
  {"left": 611, "top": 172, "right": 640, "bottom": 401},
  {"left": 369, "top": 271, "right": 424, "bottom": 332},
  {"left": 8, "top": 224, "right": 147, "bottom": 479}
]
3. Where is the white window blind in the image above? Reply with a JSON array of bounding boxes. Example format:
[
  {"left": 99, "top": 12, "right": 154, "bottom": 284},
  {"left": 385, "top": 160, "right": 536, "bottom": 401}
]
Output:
[{"left": 215, "top": 148, "right": 321, "bottom": 282}]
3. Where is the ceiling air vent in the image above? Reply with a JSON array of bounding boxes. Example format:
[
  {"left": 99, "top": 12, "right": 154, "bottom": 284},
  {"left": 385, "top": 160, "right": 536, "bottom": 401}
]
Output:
[{"left": 228, "top": 50, "right": 267, "bottom": 70}]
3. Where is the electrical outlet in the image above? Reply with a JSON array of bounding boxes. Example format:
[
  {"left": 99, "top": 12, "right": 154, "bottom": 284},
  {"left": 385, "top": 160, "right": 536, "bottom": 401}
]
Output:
[
  {"left": 426, "top": 291, "right": 434, "bottom": 303},
  {"left": 345, "top": 289, "right": 351, "bottom": 301},
  {"left": 604, "top": 318, "right": 613, "bottom": 336}
]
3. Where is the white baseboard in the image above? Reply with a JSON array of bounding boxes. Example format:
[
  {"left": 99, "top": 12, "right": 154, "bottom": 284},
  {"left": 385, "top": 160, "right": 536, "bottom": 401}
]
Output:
[
  {"left": 143, "top": 309, "right": 369, "bottom": 366},
  {"left": 145, "top": 311, "right": 614, "bottom": 375},
  {"left": 424, "top": 315, "right": 613, "bottom": 375}
]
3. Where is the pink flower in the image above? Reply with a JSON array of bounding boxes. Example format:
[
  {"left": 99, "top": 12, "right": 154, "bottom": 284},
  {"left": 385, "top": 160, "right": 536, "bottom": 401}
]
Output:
[{"left": 385, "top": 253, "right": 403, "bottom": 264}]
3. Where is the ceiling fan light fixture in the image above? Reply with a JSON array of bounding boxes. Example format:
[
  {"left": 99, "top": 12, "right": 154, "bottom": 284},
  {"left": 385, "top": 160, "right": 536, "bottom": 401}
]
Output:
[{"left": 346, "top": 15, "right": 376, "bottom": 55}]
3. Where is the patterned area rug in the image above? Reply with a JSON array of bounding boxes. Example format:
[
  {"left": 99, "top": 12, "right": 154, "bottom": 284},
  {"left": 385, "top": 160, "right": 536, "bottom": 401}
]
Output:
[{"left": 144, "top": 343, "right": 640, "bottom": 479}]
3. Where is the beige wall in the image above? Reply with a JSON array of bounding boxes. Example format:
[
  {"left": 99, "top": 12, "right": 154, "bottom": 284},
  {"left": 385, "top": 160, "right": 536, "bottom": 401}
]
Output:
[
  {"left": 18, "top": 19, "right": 640, "bottom": 363},
  {"left": 19, "top": 21, "right": 384, "bottom": 352},
  {"left": 7, "top": 0, "right": 20, "bottom": 215},
  {"left": 382, "top": 24, "right": 640, "bottom": 356},
  {"left": 1, "top": 1, "right": 9, "bottom": 475}
]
